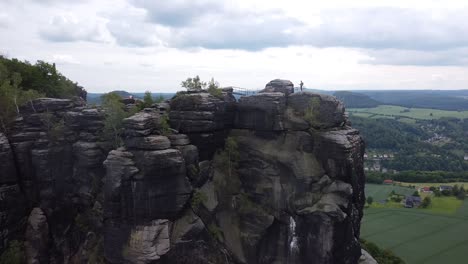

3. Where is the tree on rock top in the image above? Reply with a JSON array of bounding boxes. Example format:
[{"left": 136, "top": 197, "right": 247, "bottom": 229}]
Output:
[{"left": 181, "top": 75, "right": 206, "bottom": 91}]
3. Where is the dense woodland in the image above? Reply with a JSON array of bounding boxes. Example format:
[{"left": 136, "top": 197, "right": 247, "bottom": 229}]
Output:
[
  {"left": 0, "top": 56, "right": 85, "bottom": 132},
  {"left": 351, "top": 116, "right": 468, "bottom": 172},
  {"left": 351, "top": 114, "right": 468, "bottom": 183},
  {"left": 334, "top": 91, "right": 381, "bottom": 108},
  {"left": 356, "top": 90, "right": 468, "bottom": 111}
]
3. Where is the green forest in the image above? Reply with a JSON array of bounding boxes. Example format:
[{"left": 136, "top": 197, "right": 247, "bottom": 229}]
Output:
[
  {"left": 350, "top": 111, "right": 468, "bottom": 183},
  {"left": 0, "top": 56, "right": 85, "bottom": 132}
]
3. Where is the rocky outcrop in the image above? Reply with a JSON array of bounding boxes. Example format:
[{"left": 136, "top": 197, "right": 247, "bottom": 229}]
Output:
[
  {"left": 25, "top": 208, "right": 49, "bottom": 264},
  {"left": 187, "top": 81, "right": 364, "bottom": 264},
  {"left": 261, "top": 79, "right": 294, "bottom": 95},
  {"left": 103, "top": 108, "right": 196, "bottom": 263},
  {"left": 360, "top": 249, "right": 378, "bottom": 264},
  {"left": 169, "top": 91, "right": 236, "bottom": 160},
  {"left": 1, "top": 98, "right": 110, "bottom": 262}
]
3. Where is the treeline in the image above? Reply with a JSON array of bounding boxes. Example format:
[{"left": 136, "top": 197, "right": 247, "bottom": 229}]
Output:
[
  {"left": 351, "top": 116, "right": 429, "bottom": 150},
  {"left": 334, "top": 91, "right": 381, "bottom": 108},
  {"left": 0, "top": 56, "right": 85, "bottom": 132},
  {"left": 0, "top": 56, "right": 85, "bottom": 98},
  {"left": 359, "top": 90, "right": 468, "bottom": 111},
  {"left": 367, "top": 171, "right": 468, "bottom": 183}
]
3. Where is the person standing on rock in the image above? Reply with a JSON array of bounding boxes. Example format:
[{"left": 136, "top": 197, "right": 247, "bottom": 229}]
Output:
[{"left": 300, "top": 80, "right": 304, "bottom": 91}]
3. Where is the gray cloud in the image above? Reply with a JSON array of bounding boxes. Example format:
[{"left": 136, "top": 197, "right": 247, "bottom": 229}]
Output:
[
  {"left": 171, "top": 11, "right": 304, "bottom": 50},
  {"left": 40, "top": 15, "right": 109, "bottom": 43},
  {"left": 117, "top": 4, "right": 468, "bottom": 53},
  {"left": 107, "top": 20, "right": 160, "bottom": 47},
  {"left": 129, "top": 0, "right": 222, "bottom": 27},
  {"left": 34, "top": 1, "right": 468, "bottom": 67},
  {"left": 303, "top": 8, "right": 468, "bottom": 51}
]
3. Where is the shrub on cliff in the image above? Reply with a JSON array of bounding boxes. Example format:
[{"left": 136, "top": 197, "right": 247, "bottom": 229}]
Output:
[
  {"left": 181, "top": 75, "right": 206, "bottom": 91},
  {"left": 181, "top": 76, "right": 223, "bottom": 98},
  {"left": 304, "top": 97, "right": 321, "bottom": 125},
  {"left": 207, "top": 78, "right": 223, "bottom": 99},
  {"left": 101, "top": 92, "right": 136, "bottom": 147},
  {"left": 360, "top": 239, "right": 405, "bottom": 264},
  {"left": 0, "top": 69, "right": 43, "bottom": 132},
  {"left": 0, "top": 240, "right": 25, "bottom": 264}
]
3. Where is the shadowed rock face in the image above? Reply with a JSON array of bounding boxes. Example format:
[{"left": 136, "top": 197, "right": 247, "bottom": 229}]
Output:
[
  {"left": 0, "top": 98, "right": 111, "bottom": 262},
  {"left": 169, "top": 91, "right": 236, "bottom": 160},
  {"left": 0, "top": 80, "right": 366, "bottom": 264}
]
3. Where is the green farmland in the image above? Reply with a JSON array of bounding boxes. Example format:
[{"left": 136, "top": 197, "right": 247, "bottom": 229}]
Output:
[
  {"left": 348, "top": 105, "right": 468, "bottom": 120},
  {"left": 361, "top": 200, "right": 468, "bottom": 264},
  {"left": 365, "top": 183, "right": 415, "bottom": 202}
]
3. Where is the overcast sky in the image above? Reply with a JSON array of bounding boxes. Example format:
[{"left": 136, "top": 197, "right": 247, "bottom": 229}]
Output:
[{"left": 2, "top": 0, "right": 468, "bottom": 92}]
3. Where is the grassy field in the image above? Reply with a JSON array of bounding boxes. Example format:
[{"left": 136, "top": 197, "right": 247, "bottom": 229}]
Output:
[
  {"left": 348, "top": 105, "right": 468, "bottom": 120},
  {"left": 365, "top": 184, "right": 416, "bottom": 202},
  {"left": 428, "top": 197, "right": 463, "bottom": 214},
  {"left": 362, "top": 198, "right": 468, "bottom": 263}
]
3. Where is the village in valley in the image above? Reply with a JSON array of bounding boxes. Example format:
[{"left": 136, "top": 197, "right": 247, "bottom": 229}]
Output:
[
  {"left": 363, "top": 152, "right": 397, "bottom": 173},
  {"left": 366, "top": 178, "right": 466, "bottom": 211}
]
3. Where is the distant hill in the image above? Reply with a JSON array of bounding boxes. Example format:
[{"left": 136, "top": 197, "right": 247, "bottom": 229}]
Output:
[
  {"left": 333, "top": 91, "right": 382, "bottom": 108},
  {"left": 87, "top": 91, "right": 175, "bottom": 105},
  {"left": 356, "top": 90, "right": 468, "bottom": 111}
]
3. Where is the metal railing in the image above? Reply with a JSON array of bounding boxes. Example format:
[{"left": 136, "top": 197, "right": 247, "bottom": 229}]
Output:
[{"left": 228, "top": 86, "right": 259, "bottom": 96}]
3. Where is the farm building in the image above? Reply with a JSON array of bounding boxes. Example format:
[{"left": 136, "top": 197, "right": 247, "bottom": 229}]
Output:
[
  {"left": 439, "top": 185, "right": 453, "bottom": 192},
  {"left": 419, "top": 187, "right": 432, "bottom": 193},
  {"left": 405, "top": 196, "right": 422, "bottom": 208}
]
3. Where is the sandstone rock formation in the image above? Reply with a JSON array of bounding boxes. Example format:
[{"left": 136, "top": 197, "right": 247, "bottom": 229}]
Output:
[
  {"left": 103, "top": 108, "right": 199, "bottom": 263},
  {"left": 169, "top": 90, "right": 236, "bottom": 160},
  {"left": 187, "top": 87, "right": 364, "bottom": 263},
  {"left": 1, "top": 98, "right": 110, "bottom": 262},
  {"left": 0, "top": 80, "right": 368, "bottom": 264},
  {"left": 25, "top": 208, "right": 49, "bottom": 264}
]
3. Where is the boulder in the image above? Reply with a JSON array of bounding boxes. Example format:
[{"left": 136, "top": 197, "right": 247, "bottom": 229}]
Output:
[
  {"left": 288, "top": 92, "right": 346, "bottom": 129},
  {"left": 260, "top": 79, "right": 294, "bottom": 95},
  {"left": 123, "top": 110, "right": 160, "bottom": 130},
  {"left": 123, "top": 219, "right": 171, "bottom": 264},
  {"left": 25, "top": 208, "right": 50, "bottom": 264},
  {"left": 235, "top": 93, "right": 286, "bottom": 131},
  {"left": 125, "top": 135, "right": 171, "bottom": 150},
  {"left": 168, "top": 134, "right": 190, "bottom": 146},
  {"left": 359, "top": 249, "right": 378, "bottom": 264},
  {"left": 21, "top": 98, "right": 74, "bottom": 113}
]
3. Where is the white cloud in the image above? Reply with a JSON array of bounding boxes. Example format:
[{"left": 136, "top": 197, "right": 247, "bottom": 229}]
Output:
[
  {"left": 40, "top": 13, "right": 111, "bottom": 43},
  {"left": 0, "top": 13, "right": 10, "bottom": 28},
  {"left": 52, "top": 54, "right": 80, "bottom": 64}
]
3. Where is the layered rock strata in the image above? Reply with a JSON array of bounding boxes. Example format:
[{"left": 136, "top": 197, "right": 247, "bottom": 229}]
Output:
[
  {"left": 0, "top": 79, "right": 367, "bottom": 264},
  {"left": 169, "top": 90, "right": 236, "bottom": 160},
  {"left": 1, "top": 97, "right": 110, "bottom": 262}
]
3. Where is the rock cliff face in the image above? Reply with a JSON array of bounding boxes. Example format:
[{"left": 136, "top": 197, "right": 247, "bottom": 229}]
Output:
[
  {"left": 175, "top": 82, "right": 365, "bottom": 264},
  {"left": 169, "top": 89, "right": 236, "bottom": 161},
  {"left": 1, "top": 97, "right": 110, "bottom": 262},
  {"left": 0, "top": 80, "right": 366, "bottom": 264}
]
